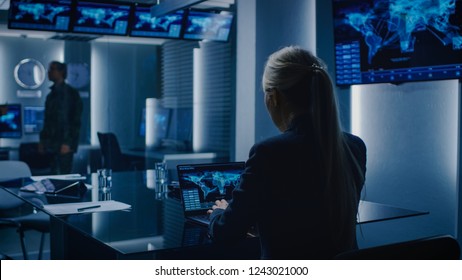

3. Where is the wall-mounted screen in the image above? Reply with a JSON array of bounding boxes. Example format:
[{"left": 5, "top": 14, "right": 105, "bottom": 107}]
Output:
[
  {"left": 0, "top": 104, "right": 22, "bottom": 139},
  {"left": 333, "top": 0, "right": 462, "bottom": 86},
  {"left": 24, "top": 106, "right": 45, "bottom": 134},
  {"left": 71, "top": 1, "right": 131, "bottom": 36},
  {"left": 129, "top": 6, "right": 184, "bottom": 39},
  {"left": 182, "top": 10, "right": 233, "bottom": 42},
  {"left": 8, "top": 0, "right": 72, "bottom": 32}
]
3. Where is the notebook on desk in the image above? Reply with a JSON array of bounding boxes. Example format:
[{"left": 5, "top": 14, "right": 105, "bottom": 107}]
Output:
[{"left": 177, "top": 162, "right": 245, "bottom": 226}]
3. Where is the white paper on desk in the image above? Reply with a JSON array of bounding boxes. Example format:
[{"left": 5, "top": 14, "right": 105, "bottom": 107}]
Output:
[
  {"left": 31, "top": 173, "right": 87, "bottom": 181},
  {"left": 43, "top": 200, "right": 131, "bottom": 215}
]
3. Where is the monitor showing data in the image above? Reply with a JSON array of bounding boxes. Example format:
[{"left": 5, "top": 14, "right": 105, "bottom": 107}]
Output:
[
  {"left": 71, "top": 1, "right": 131, "bottom": 36},
  {"left": 183, "top": 10, "right": 233, "bottom": 42},
  {"left": 130, "top": 7, "right": 184, "bottom": 39},
  {"left": 333, "top": 0, "right": 462, "bottom": 86},
  {"left": 8, "top": 0, "right": 73, "bottom": 32}
]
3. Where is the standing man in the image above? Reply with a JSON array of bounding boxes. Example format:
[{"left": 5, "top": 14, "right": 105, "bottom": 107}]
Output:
[{"left": 39, "top": 61, "right": 83, "bottom": 175}]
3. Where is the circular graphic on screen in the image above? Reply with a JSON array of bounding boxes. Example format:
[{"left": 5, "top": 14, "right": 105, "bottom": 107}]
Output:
[
  {"left": 14, "top": 58, "right": 46, "bottom": 89},
  {"left": 67, "top": 62, "right": 90, "bottom": 89}
]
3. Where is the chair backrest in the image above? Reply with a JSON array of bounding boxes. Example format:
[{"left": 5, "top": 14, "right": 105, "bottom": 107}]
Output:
[
  {"left": 0, "top": 160, "right": 32, "bottom": 181},
  {"left": 0, "top": 160, "right": 32, "bottom": 210},
  {"left": 335, "top": 235, "right": 460, "bottom": 260},
  {"left": 97, "top": 132, "right": 127, "bottom": 171}
]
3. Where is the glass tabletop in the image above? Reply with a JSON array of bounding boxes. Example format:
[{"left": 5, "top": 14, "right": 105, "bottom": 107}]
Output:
[
  {"left": 1, "top": 171, "right": 212, "bottom": 256},
  {"left": 1, "top": 171, "right": 429, "bottom": 258}
]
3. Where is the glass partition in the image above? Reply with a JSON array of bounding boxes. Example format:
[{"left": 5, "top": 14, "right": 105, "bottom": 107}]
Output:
[{"left": 0, "top": 16, "right": 235, "bottom": 175}]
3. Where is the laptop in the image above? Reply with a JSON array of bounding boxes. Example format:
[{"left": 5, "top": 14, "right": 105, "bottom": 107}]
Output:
[
  {"left": 177, "top": 162, "right": 245, "bottom": 226},
  {"left": 20, "top": 178, "right": 84, "bottom": 195}
]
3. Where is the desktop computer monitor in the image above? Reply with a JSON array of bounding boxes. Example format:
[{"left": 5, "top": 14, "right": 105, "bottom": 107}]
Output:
[
  {"left": 23, "top": 106, "right": 45, "bottom": 134},
  {"left": 139, "top": 107, "right": 171, "bottom": 139},
  {"left": 166, "top": 107, "right": 192, "bottom": 150},
  {"left": 0, "top": 104, "right": 22, "bottom": 139}
]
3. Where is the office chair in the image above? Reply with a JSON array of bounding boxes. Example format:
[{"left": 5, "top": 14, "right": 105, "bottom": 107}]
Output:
[
  {"left": 0, "top": 160, "right": 50, "bottom": 260},
  {"left": 335, "top": 235, "right": 460, "bottom": 260},
  {"left": 97, "top": 132, "right": 144, "bottom": 172}
]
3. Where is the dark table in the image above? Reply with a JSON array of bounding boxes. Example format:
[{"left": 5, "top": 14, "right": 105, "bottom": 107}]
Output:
[{"left": 1, "top": 171, "right": 428, "bottom": 259}]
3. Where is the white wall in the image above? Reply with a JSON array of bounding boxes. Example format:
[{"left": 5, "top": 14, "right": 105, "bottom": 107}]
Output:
[
  {"left": 234, "top": 0, "right": 256, "bottom": 161},
  {"left": 352, "top": 80, "right": 460, "bottom": 247}
]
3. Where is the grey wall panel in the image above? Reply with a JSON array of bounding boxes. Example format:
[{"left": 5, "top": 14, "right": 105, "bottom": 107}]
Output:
[{"left": 352, "top": 80, "right": 459, "bottom": 247}]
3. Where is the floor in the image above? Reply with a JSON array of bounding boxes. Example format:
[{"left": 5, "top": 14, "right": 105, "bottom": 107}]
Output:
[{"left": 0, "top": 227, "right": 50, "bottom": 260}]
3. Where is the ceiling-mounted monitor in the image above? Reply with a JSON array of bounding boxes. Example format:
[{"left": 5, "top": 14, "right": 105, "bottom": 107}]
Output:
[
  {"left": 333, "top": 0, "right": 462, "bottom": 86},
  {"left": 129, "top": 6, "right": 185, "bottom": 39},
  {"left": 8, "top": 0, "right": 72, "bottom": 32},
  {"left": 70, "top": 1, "right": 132, "bottom": 36},
  {"left": 182, "top": 10, "right": 234, "bottom": 42}
]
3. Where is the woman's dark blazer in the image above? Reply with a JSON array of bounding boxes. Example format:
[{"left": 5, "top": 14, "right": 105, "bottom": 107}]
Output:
[{"left": 209, "top": 114, "right": 367, "bottom": 259}]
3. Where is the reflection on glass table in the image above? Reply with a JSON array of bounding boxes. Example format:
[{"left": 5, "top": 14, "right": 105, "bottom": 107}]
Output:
[{"left": 0, "top": 171, "right": 428, "bottom": 259}]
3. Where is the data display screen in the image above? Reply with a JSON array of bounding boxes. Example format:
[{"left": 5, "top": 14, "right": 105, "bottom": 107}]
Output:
[
  {"left": 333, "top": 0, "right": 462, "bottom": 85},
  {"left": 71, "top": 1, "right": 131, "bottom": 36},
  {"left": 8, "top": 0, "right": 72, "bottom": 32}
]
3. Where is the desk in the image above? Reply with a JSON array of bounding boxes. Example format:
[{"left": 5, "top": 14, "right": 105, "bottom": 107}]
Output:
[
  {"left": 1, "top": 172, "right": 428, "bottom": 259},
  {"left": 358, "top": 200, "right": 428, "bottom": 224}
]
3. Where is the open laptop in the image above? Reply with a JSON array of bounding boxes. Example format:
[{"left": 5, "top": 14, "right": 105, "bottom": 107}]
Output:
[{"left": 177, "top": 162, "right": 245, "bottom": 226}]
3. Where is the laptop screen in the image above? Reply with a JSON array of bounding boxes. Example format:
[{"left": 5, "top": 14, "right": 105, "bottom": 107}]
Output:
[{"left": 178, "top": 162, "right": 245, "bottom": 214}]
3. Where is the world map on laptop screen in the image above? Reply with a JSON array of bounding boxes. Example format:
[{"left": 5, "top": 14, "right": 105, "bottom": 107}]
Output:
[{"left": 178, "top": 162, "right": 244, "bottom": 212}]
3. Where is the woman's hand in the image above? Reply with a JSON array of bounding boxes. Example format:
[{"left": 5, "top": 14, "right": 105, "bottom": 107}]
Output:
[{"left": 207, "top": 199, "right": 229, "bottom": 214}]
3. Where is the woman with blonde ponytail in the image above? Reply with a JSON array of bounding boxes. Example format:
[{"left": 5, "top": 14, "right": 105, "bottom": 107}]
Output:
[{"left": 208, "top": 46, "right": 366, "bottom": 259}]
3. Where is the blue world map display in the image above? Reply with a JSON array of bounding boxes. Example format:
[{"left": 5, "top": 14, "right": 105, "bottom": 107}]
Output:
[{"left": 333, "top": 0, "right": 462, "bottom": 85}]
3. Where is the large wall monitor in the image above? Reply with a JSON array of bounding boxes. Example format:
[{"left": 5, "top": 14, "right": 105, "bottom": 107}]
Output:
[
  {"left": 7, "top": 1, "right": 236, "bottom": 42},
  {"left": 333, "top": 0, "right": 462, "bottom": 86},
  {"left": 182, "top": 10, "right": 234, "bottom": 42},
  {"left": 70, "top": 1, "right": 132, "bottom": 36},
  {"left": 129, "top": 6, "right": 184, "bottom": 39},
  {"left": 8, "top": 0, "right": 73, "bottom": 32},
  {"left": 0, "top": 104, "right": 22, "bottom": 139}
]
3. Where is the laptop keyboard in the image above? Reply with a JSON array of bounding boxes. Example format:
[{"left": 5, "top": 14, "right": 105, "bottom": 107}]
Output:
[{"left": 190, "top": 214, "right": 210, "bottom": 224}]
